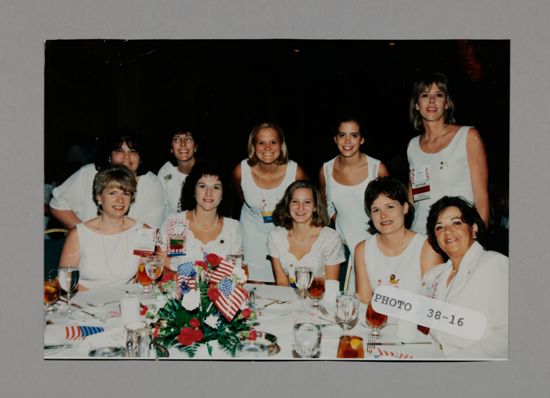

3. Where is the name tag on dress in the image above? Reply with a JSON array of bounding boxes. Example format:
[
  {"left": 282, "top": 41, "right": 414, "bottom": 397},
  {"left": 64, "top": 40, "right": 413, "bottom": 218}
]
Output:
[
  {"left": 262, "top": 211, "right": 273, "bottom": 223},
  {"left": 410, "top": 165, "right": 431, "bottom": 202},
  {"left": 133, "top": 228, "right": 156, "bottom": 256}
]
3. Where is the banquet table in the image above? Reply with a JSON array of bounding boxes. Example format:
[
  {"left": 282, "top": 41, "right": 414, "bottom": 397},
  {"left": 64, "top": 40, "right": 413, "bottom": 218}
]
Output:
[{"left": 44, "top": 283, "right": 443, "bottom": 360}]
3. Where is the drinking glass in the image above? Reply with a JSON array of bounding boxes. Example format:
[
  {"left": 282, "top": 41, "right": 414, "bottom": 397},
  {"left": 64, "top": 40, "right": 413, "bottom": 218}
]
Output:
[
  {"left": 44, "top": 271, "right": 60, "bottom": 313},
  {"left": 307, "top": 270, "right": 325, "bottom": 308},
  {"left": 294, "top": 267, "right": 312, "bottom": 308},
  {"left": 58, "top": 266, "right": 79, "bottom": 316},
  {"left": 335, "top": 291, "right": 359, "bottom": 332},
  {"left": 366, "top": 301, "right": 388, "bottom": 337},
  {"left": 337, "top": 335, "right": 365, "bottom": 359},
  {"left": 136, "top": 261, "right": 153, "bottom": 295},
  {"left": 144, "top": 256, "right": 164, "bottom": 295},
  {"left": 293, "top": 322, "right": 321, "bottom": 358},
  {"left": 236, "top": 341, "right": 268, "bottom": 359}
]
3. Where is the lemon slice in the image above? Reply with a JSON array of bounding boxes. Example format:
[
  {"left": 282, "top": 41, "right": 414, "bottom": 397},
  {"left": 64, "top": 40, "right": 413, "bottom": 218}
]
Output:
[{"left": 350, "top": 337, "right": 363, "bottom": 351}]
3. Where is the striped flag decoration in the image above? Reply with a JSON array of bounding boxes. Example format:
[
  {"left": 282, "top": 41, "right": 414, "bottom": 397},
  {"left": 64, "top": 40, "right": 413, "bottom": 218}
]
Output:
[
  {"left": 376, "top": 348, "right": 414, "bottom": 359},
  {"left": 177, "top": 262, "right": 197, "bottom": 290},
  {"left": 65, "top": 326, "right": 104, "bottom": 341},
  {"left": 208, "top": 256, "right": 235, "bottom": 284},
  {"left": 213, "top": 278, "right": 247, "bottom": 321}
]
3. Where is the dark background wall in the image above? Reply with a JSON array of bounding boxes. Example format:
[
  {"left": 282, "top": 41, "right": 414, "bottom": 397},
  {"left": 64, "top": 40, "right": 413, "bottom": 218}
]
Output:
[{"left": 44, "top": 39, "right": 509, "bottom": 250}]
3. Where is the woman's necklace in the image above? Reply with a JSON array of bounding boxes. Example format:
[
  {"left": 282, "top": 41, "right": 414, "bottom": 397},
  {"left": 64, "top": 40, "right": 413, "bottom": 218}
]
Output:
[
  {"left": 289, "top": 229, "right": 315, "bottom": 246},
  {"left": 98, "top": 216, "right": 128, "bottom": 278},
  {"left": 191, "top": 209, "right": 219, "bottom": 233}
]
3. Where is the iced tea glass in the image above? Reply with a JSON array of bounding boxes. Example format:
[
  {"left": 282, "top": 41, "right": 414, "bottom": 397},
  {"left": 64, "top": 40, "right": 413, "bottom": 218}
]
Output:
[
  {"left": 336, "top": 335, "right": 365, "bottom": 359},
  {"left": 44, "top": 272, "right": 60, "bottom": 313},
  {"left": 137, "top": 261, "right": 153, "bottom": 295}
]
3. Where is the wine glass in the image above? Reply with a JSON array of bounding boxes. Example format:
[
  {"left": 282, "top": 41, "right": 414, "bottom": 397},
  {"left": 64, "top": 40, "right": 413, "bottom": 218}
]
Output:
[
  {"left": 137, "top": 261, "right": 153, "bottom": 296},
  {"left": 366, "top": 301, "right": 388, "bottom": 338},
  {"left": 307, "top": 269, "right": 325, "bottom": 308},
  {"left": 58, "top": 265, "right": 79, "bottom": 316},
  {"left": 294, "top": 267, "right": 312, "bottom": 308},
  {"left": 293, "top": 322, "right": 321, "bottom": 358},
  {"left": 144, "top": 256, "right": 164, "bottom": 295},
  {"left": 335, "top": 291, "right": 359, "bottom": 332}
]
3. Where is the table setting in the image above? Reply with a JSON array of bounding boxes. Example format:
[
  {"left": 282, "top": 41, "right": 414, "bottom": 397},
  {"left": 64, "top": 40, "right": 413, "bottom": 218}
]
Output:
[{"left": 44, "top": 254, "right": 441, "bottom": 360}]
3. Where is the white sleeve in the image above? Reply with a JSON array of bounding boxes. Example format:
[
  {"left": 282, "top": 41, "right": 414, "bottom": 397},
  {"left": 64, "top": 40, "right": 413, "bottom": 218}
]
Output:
[
  {"left": 228, "top": 219, "right": 243, "bottom": 255},
  {"left": 266, "top": 228, "right": 281, "bottom": 259},
  {"left": 323, "top": 229, "right": 346, "bottom": 265},
  {"left": 133, "top": 174, "right": 168, "bottom": 228},
  {"left": 49, "top": 164, "right": 94, "bottom": 217}
]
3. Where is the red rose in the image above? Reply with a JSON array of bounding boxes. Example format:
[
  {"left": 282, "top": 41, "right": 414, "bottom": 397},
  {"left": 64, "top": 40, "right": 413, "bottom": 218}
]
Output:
[
  {"left": 139, "top": 304, "right": 148, "bottom": 316},
  {"left": 178, "top": 327, "right": 195, "bottom": 346},
  {"left": 153, "top": 324, "right": 160, "bottom": 339},
  {"left": 207, "top": 287, "right": 221, "bottom": 301},
  {"left": 192, "top": 328, "right": 204, "bottom": 343},
  {"left": 205, "top": 253, "right": 221, "bottom": 267},
  {"left": 241, "top": 308, "right": 252, "bottom": 319},
  {"left": 195, "top": 260, "right": 208, "bottom": 269},
  {"left": 189, "top": 317, "right": 200, "bottom": 328},
  {"left": 248, "top": 330, "right": 257, "bottom": 341}
]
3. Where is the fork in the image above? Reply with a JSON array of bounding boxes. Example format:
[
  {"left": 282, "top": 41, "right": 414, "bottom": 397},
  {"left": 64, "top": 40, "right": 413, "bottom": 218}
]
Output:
[{"left": 367, "top": 334, "right": 376, "bottom": 355}]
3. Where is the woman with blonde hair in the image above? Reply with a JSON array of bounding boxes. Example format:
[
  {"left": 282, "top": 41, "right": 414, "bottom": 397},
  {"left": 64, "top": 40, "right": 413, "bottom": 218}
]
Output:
[{"left": 233, "top": 122, "right": 307, "bottom": 282}]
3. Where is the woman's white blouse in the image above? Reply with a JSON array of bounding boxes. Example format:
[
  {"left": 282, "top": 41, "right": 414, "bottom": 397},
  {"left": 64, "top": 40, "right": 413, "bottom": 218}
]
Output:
[
  {"left": 158, "top": 211, "right": 243, "bottom": 271},
  {"left": 267, "top": 226, "right": 345, "bottom": 276},
  {"left": 422, "top": 241, "right": 508, "bottom": 358}
]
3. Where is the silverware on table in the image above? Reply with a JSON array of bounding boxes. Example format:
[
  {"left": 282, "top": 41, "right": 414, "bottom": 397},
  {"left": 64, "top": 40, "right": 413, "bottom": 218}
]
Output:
[{"left": 44, "top": 344, "right": 72, "bottom": 355}]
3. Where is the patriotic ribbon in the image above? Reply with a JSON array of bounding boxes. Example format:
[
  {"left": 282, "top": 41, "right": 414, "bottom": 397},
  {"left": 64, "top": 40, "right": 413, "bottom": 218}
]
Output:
[
  {"left": 375, "top": 348, "right": 414, "bottom": 359},
  {"left": 64, "top": 326, "right": 105, "bottom": 341}
]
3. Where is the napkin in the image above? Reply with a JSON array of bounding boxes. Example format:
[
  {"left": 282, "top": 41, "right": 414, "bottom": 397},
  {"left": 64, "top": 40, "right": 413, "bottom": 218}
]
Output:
[
  {"left": 375, "top": 348, "right": 414, "bottom": 359},
  {"left": 320, "top": 280, "right": 339, "bottom": 308},
  {"left": 83, "top": 327, "right": 126, "bottom": 350}
]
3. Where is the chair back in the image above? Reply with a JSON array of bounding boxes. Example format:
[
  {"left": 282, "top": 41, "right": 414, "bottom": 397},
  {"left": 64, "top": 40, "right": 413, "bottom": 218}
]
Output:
[{"left": 44, "top": 228, "right": 68, "bottom": 279}]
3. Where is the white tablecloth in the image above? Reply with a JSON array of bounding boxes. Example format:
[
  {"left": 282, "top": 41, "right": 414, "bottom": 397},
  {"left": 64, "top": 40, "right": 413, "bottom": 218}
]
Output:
[{"left": 44, "top": 283, "right": 441, "bottom": 360}]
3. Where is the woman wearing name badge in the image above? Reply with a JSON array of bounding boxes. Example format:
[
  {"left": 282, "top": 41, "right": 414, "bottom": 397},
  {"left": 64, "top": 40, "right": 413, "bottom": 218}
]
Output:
[
  {"left": 319, "top": 116, "right": 389, "bottom": 290},
  {"left": 233, "top": 123, "right": 307, "bottom": 283},
  {"left": 59, "top": 167, "right": 152, "bottom": 290},
  {"left": 157, "top": 160, "right": 244, "bottom": 279},
  {"left": 157, "top": 127, "right": 199, "bottom": 214},
  {"left": 422, "top": 196, "right": 508, "bottom": 358},
  {"left": 407, "top": 72, "right": 489, "bottom": 234},
  {"left": 267, "top": 181, "right": 344, "bottom": 300},
  {"left": 50, "top": 132, "right": 167, "bottom": 229},
  {"left": 354, "top": 177, "right": 442, "bottom": 305}
]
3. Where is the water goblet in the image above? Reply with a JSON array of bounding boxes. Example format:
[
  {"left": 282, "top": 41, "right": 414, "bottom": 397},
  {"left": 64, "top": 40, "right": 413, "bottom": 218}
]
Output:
[
  {"left": 293, "top": 322, "right": 321, "bottom": 358},
  {"left": 144, "top": 256, "right": 164, "bottom": 296},
  {"left": 58, "top": 265, "right": 80, "bottom": 316},
  {"left": 366, "top": 301, "right": 388, "bottom": 338},
  {"left": 294, "top": 267, "right": 312, "bottom": 309},
  {"left": 335, "top": 291, "right": 359, "bottom": 332}
]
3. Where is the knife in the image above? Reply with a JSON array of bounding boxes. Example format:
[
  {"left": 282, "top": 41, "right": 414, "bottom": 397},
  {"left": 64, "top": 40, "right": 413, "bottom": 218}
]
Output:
[{"left": 44, "top": 344, "right": 72, "bottom": 355}]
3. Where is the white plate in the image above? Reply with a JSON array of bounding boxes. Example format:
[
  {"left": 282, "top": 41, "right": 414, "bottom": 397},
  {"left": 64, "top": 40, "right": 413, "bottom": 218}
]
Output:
[{"left": 259, "top": 302, "right": 294, "bottom": 318}]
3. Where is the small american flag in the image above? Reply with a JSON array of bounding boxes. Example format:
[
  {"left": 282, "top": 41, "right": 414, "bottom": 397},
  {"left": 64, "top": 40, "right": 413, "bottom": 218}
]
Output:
[
  {"left": 208, "top": 256, "right": 235, "bottom": 284},
  {"left": 213, "top": 278, "right": 247, "bottom": 321},
  {"left": 177, "top": 262, "right": 197, "bottom": 290}
]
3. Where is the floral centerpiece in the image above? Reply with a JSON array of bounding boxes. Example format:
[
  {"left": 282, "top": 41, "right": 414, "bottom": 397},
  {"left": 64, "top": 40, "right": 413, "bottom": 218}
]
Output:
[{"left": 150, "top": 253, "right": 255, "bottom": 357}]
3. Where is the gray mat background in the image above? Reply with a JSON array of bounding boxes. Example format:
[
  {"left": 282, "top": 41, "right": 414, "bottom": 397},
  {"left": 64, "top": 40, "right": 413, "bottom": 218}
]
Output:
[{"left": 1, "top": 0, "right": 548, "bottom": 397}]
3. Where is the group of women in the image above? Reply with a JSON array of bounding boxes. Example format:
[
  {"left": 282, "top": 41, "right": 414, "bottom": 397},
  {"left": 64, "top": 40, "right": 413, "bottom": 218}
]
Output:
[{"left": 52, "top": 72, "right": 507, "bottom": 358}]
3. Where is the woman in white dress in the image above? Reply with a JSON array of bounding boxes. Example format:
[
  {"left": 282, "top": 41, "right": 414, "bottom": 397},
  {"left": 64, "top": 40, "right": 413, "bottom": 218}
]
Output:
[
  {"left": 157, "top": 160, "right": 244, "bottom": 280},
  {"left": 59, "top": 167, "right": 148, "bottom": 290},
  {"left": 233, "top": 123, "right": 307, "bottom": 282},
  {"left": 407, "top": 72, "right": 489, "bottom": 234},
  {"left": 422, "top": 196, "right": 508, "bottom": 358},
  {"left": 354, "top": 177, "right": 442, "bottom": 304},
  {"left": 157, "top": 127, "right": 199, "bottom": 214},
  {"left": 50, "top": 132, "right": 167, "bottom": 229},
  {"left": 268, "top": 180, "right": 344, "bottom": 290},
  {"left": 319, "top": 116, "right": 389, "bottom": 289}
]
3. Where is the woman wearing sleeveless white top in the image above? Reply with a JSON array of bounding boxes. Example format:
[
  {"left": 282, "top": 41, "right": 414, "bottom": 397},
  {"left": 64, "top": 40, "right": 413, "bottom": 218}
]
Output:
[
  {"left": 233, "top": 123, "right": 307, "bottom": 282},
  {"left": 319, "top": 117, "right": 388, "bottom": 290},
  {"left": 407, "top": 73, "right": 489, "bottom": 234},
  {"left": 355, "top": 177, "right": 442, "bottom": 305},
  {"left": 76, "top": 221, "right": 144, "bottom": 289}
]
